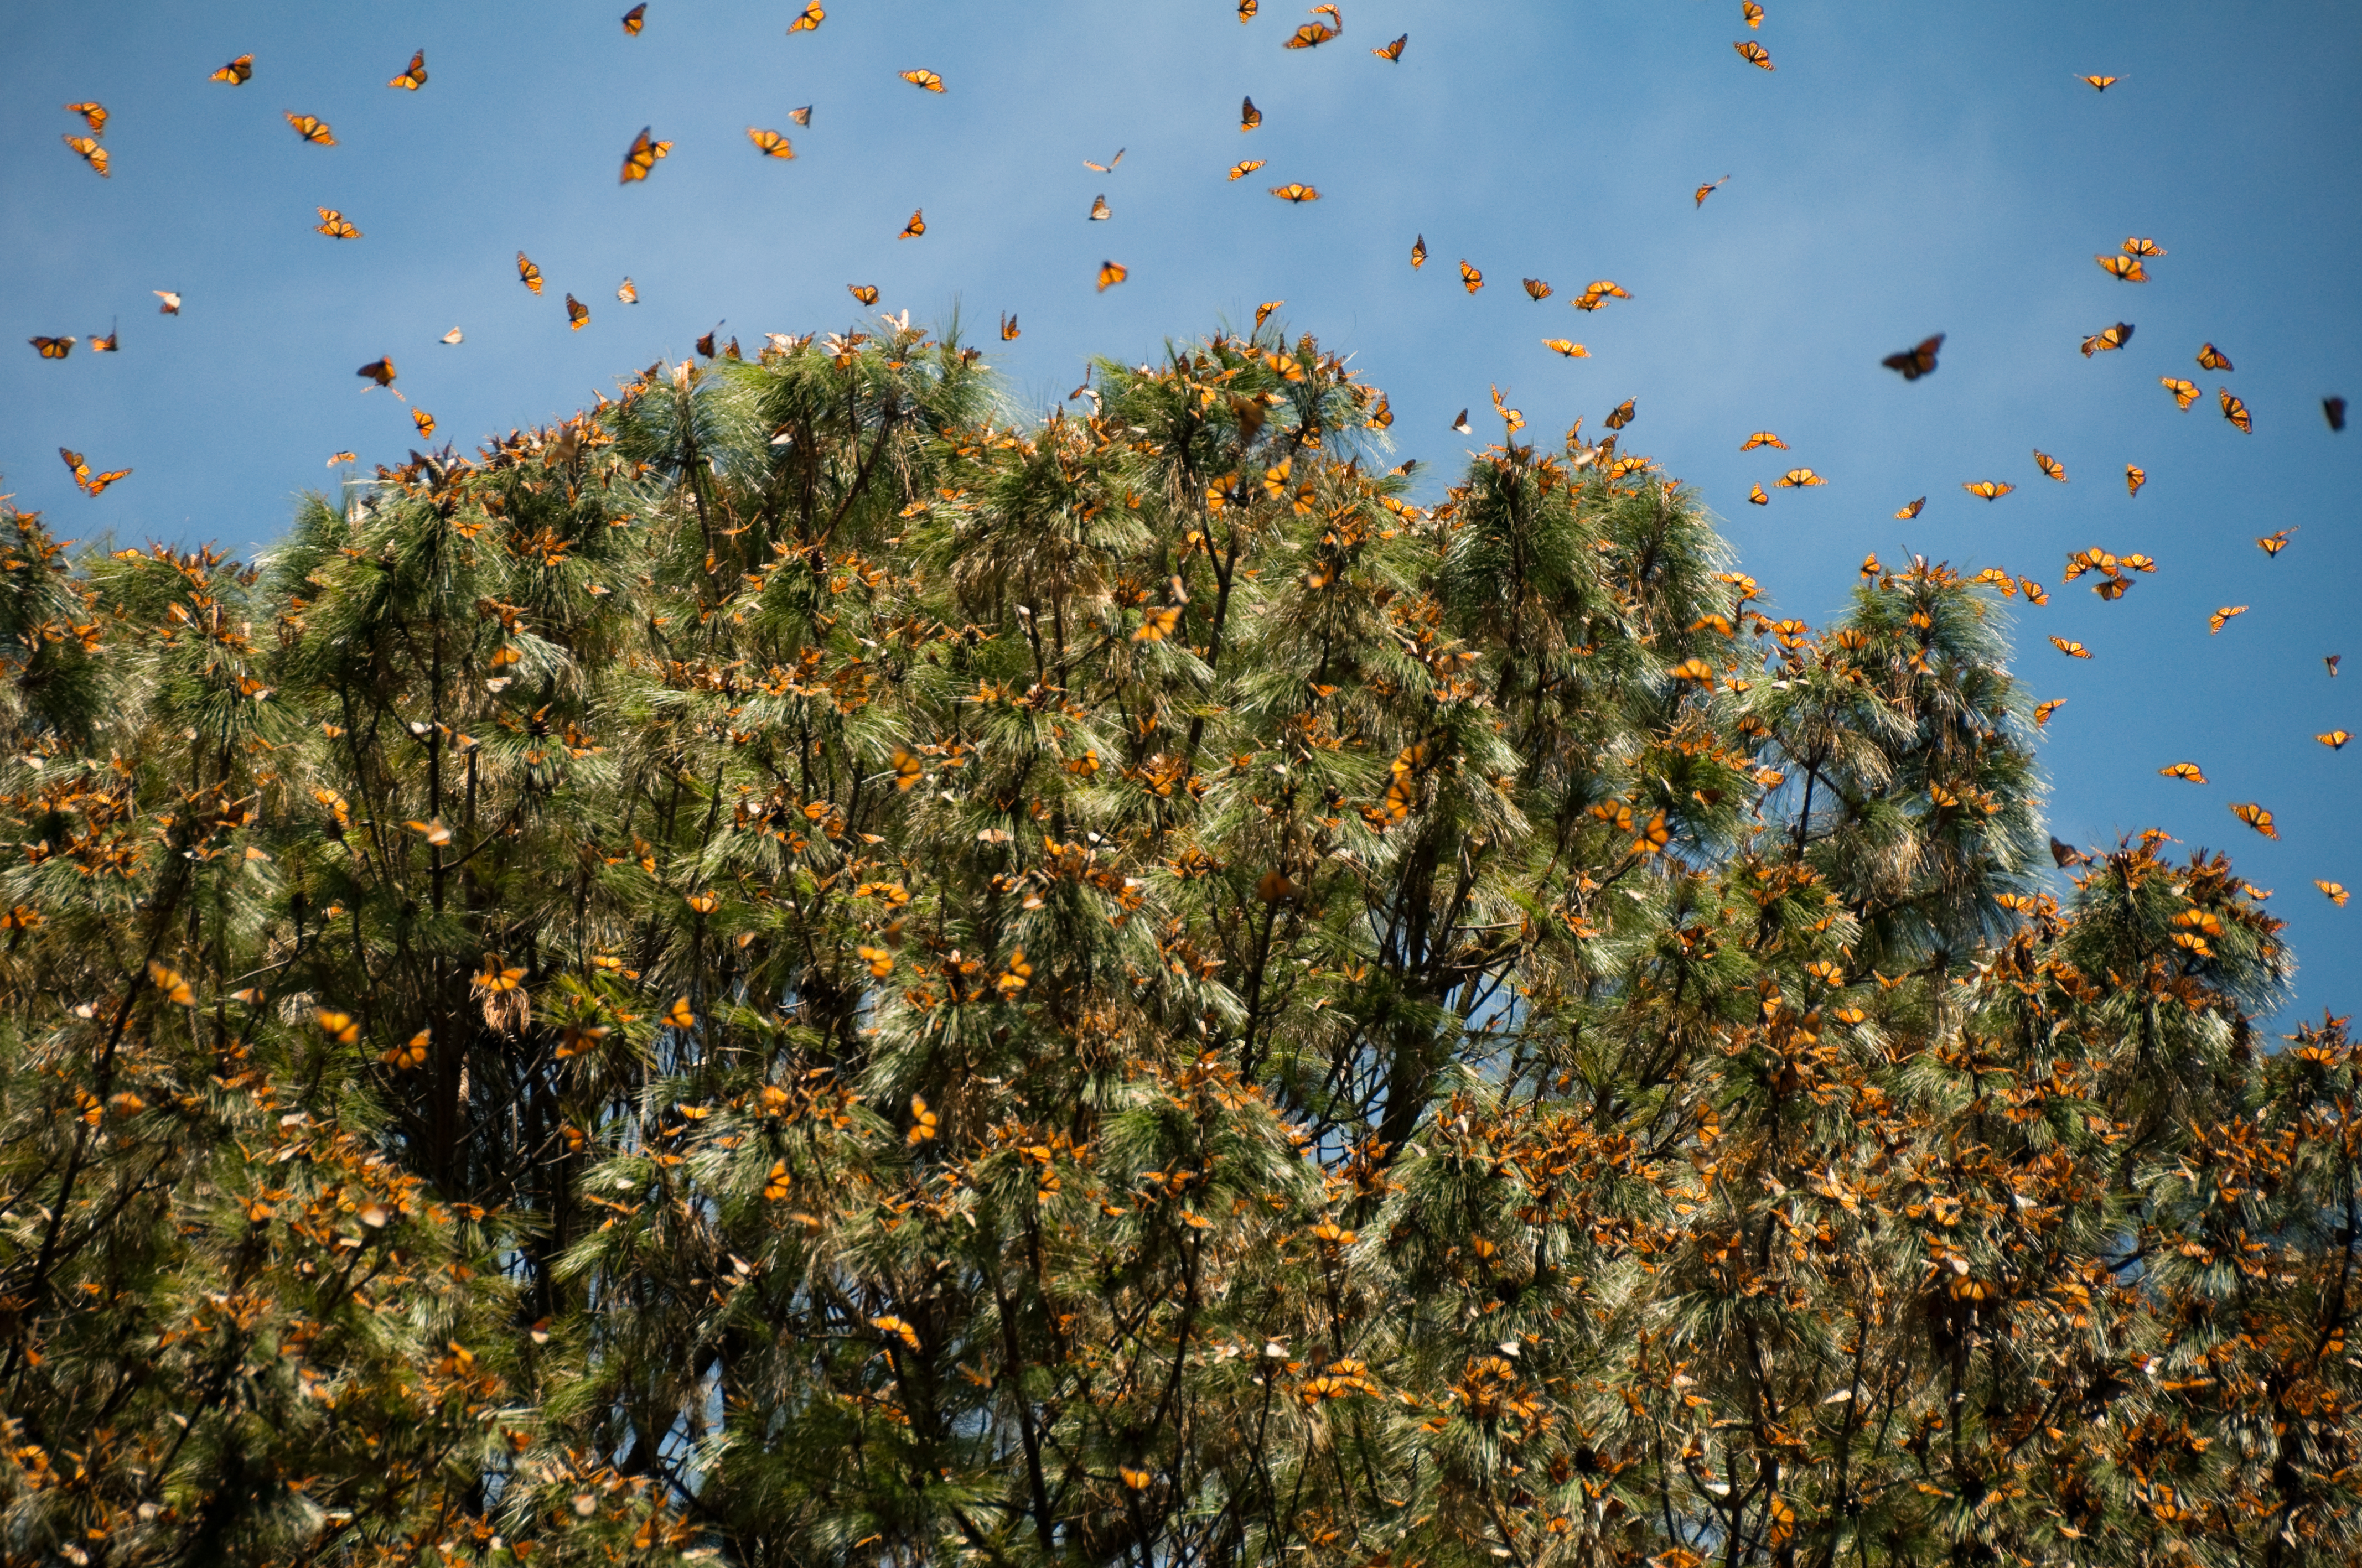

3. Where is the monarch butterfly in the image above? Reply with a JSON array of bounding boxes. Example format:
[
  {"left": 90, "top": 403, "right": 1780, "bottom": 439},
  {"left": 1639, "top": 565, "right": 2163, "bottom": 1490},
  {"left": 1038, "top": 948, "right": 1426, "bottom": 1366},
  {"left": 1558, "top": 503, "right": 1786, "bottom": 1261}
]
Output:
[
  {"left": 442, "top": 326, "right": 463, "bottom": 343},
  {"left": 748, "top": 128, "right": 794, "bottom": 157},
  {"left": 2257, "top": 529, "right": 2292, "bottom": 555},
  {"left": 617, "top": 277, "right": 638, "bottom": 304},
  {"left": 2231, "top": 802, "right": 2277, "bottom": 839},
  {"left": 1000, "top": 312, "right": 1019, "bottom": 340},
  {"left": 2159, "top": 762, "right": 2206, "bottom": 783},
  {"left": 1747, "top": 484, "right": 1768, "bottom": 505},
  {"left": 1743, "top": 1, "right": 1764, "bottom": 24},
  {"left": 2319, "top": 730, "right": 2351, "bottom": 750},
  {"left": 285, "top": 113, "right": 335, "bottom": 144},
  {"left": 2095, "top": 254, "right": 2146, "bottom": 281},
  {"left": 2328, "top": 397, "right": 2349, "bottom": 432},
  {"left": 2209, "top": 604, "right": 2246, "bottom": 634},
  {"left": 2197, "top": 342, "right": 2233, "bottom": 371},
  {"left": 30, "top": 336, "right": 74, "bottom": 359},
  {"left": 150, "top": 963, "right": 195, "bottom": 1005},
  {"left": 1087, "top": 193, "right": 1110, "bottom": 220},
  {"left": 314, "top": 207, "right": 360, "bottom": 238},
  {"left": 2034, "top": 698, "right": 2066, "bottom": 726},
  {"left": 2319, "top": 881, "right": 2350, "bottom": 905},
  {"left": 2331, "top": 656, "right": 2344, "bottom": 677},
  {"left": 1227, "top": 159, "right": 1265, "bottom": 180},
  {"left": 1239, "top": 0, "right": 1256, "bottom": 17},
  {"left": 2159, "top": 376, "right": 2200, "bottom": 409},
  {"left": 620, "top": 126, "right": 670, "bottom": 181},
  {"left": 664, "top": 996, "right": 697, "bottom": 1029},
  {"left": 848, "top": 283, "right": 879, "bottom": 305},
  {"left": 211, "top": 54, "right": 253, "bottom": 85},
  {"left": 1963, "top": 480, "right": 2013, "bottom": 500},
  {"left": 1734, "top": 39, "right": 1773, "bottom": 68},
  {"left": 1268, "top": 183, "right": 1319, "bottom": 203},
  {"left": 1670, "top": 657, "right": 1716, "bottom": 686},
  {"left": 90, "top": 325, "right": 116, "bottom": 352},
  {"left": 2121, "top": 236, "right": 2164, "bottom": 257},
  {"left": 1882, "top": 333, "right": 1943, "bottom": 380},
  {"left": 1605, "top": 398, "right": 1636, "bottom": 430},
  {"left": 63, "top": 136, "right": 108, "bottom": 175},
  {"left": 1450, "top": 408, "right": 1472, "bottom": 433},
  {"left": 1458, "top": 259, "right": 1483, "bottom": 293},
  {"left": 566, "top": 294, "right": 589, "bottom": 330},
  {"left": 2020, "top": 578, "right": 2048, "bottom": 604},
  {"left": 789, "top": 105, "right": 812, "bottom": 126},
  {"left": 2219, "top": 388, "right": 2251, "bottom": 433},
  {"left": 899, "top": 208, "right": 925, "bottom": 238},
  {"left": 1631, "top": 811, "right": 1671, "bottom": 855},
  {"left": 1408, "top": 234, "right": 1428, "bottom": 269},
  {"left": 696, "top": 328, "right": 719, "bottom": 357},
  {"left": 412, "top": 407, "right": 436, "bottom": 438},
  {"left": 356, "top": 356, "right": 396, "bottom": 387},
  {"left": 1240, "top": 96, "right": 1262, "bottom": 129},
  {"left": 2080, "top": 321, "right": 2134, "bottom": 356},
  {"left": 517, "top": 253, "right": 543, "bottom": 294},
  {"left": 1373, "top": 33, "right": 1406, "bottom": 60},
  {"left": 1518, "top": 277, "right": 1553, "bottom": 302},
  {"left": 1254, "top": 299, "right": 1283, "bottom": 329},
  {"left": 1133, "top": 605, "right": 1183, "bottom": 642},
  {"left": 154, "top": 290, "right": 180, "bottom": 313},
  {"left": 1285, "top": 22, "right": 1338, "bottom": 49},
  {"left": 622, "top": 3, "right": 645, "bottom": 33},
  {"left": 2079, "top": 74, "right": 2118, "bottom": 90},
  {"left": 387, "top": 49, "right": 427, "bottom": 90},
  {"left": 1895, "top": 496, "right": 1925, "bottom": 518},
  {"left": 2034, "top": 450, "right": 2066, "bottom": 482},
  {"left": 1096, "top": 259, "right": 1127, "bottom": 291},
  {"left": 1542, "top": 339, "right": 1589, "bottom": 357},
  {"left": 2049, "top": 636, "right": 2090, "bottom": 658},
  {"left": 327, "top": 450, "right": 356, "bottom": 466},
  {"left": 1695, "top": 174, "right": 1730, "bottom": 206},
  {"left": 2126, "top": 464, "right": 2146, "bottom": 497},
  {"left": 1740, "top": 432, "right": 1787, "bottom": 450},
  {"left": 899, "top": 68, "right": 945, "bottom": 91},
  {"left": 65, "top": 102, "right": 107, "bottom": 135},
  {"left": 1586, "top": 280, "right": 1632, "bottom": 299},
  {"left": 1776, "top": 468, "right": 1825, "bottom": 488},
  {"left": 789, "top": 1, "right": 823, "bottom": 29}
]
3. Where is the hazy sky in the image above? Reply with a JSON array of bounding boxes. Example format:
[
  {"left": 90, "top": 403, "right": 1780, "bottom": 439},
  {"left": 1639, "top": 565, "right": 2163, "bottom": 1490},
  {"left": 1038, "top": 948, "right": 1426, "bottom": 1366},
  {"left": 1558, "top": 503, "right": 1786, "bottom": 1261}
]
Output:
[{"left": 6, "top": 0, "right": 2359, "bottom": 1015}]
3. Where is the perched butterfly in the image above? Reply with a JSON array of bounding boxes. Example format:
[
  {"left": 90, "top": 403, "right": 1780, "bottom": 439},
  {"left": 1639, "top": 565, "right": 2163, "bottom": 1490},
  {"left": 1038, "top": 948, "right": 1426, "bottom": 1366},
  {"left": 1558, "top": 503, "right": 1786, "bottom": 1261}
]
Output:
[
  {"left": 1410, "top": 234, "right": 1427, "bottom": 268},
  {"left": 1227, "top": 159, "right": 1266, "bottom": 180},
  {"left": 1605, "top": 398, "right": 1636, "bottom": 430},
  {"left": 65, "top": 102, "right": 107, "bottom": 136},
  {"left": 2231, "top": 802, "right": 2277, "bottom": 839},
  {"left": 29, "top": 336, "right": 75, "bottom": 359},
  {"left": 1695, "top": 174, "right": 1731, "bottom": 207},
  {"left": 617, "top": 277, "right": 638, "bottom": 304},
  {"left": 2159, "top": 376, "right": 2200, "bottom": 409},
  {"left": 2126, "top": 464, "right": 2146, "bottom": 497},
  {"left": 1542, "top": 339, "right": 1589, "bottom": 357},
  {"left": 620, "top": 126, "right": 671, "bottom": 182},
  {"left": 1734, "top": 39, "right": 1773, "bottom": 68},
  {"left": 1000, "top": 313, "right": 1019, "bottom": 340},
  {"left": 314, "top": 207, "right": 360, "bottom": 239},
  {"left": 789, "top": 106, "right": 812, "bottom": 126},
  {"left": 1740, "top": 432, "right": 1787, "bottom": 450},
  {"left": 2197, "top": 342, "right": 2233, "bottom": 371},
  {"left": 2034, "top": 450, "right": 2067, "bottom": 482},
  {"left": 2209, "top": 605, "right": 2247, "bottom": 634},
  {"left": 1882, "top": 333, "right": 1943, "bottom": 380},
  {"left": 1089, "top": 193, "right": 1110, "bottom": 220},
  {"left": 2034, "top": 698, "right": 2066, "bottom": 726},
  {"left": 356, "top": 356, "right": 396, "bottom": 388},
  {"left": 2319, "top": 881, "right": 2351, "bottom": 906},
  {"left": 1522, "top": 278, "right": 1553, "bottom": 302},
  {"left": 1373, "top": 33, "right": 1407, "bottom": 60},
  {"left": 2049, "top": 636, "right": 2091, "bottom": 658},
  {"left": 387, "top": 49, "right": 428, "bottom": 90},
  {"left": 1451, "top": 408, "right": 1472, "bottom": 434},
  {"left": 1895, "top": 496, "right": 1925, "bottom": 518},
  {"left": 211, "top": 54, "right": 254, "bottom": 85},
  {"left": 899, "top": 68, "right": 945, "bottom": 92},
  {"left": 2159, "top": 762, "right": 2206, "bottom": 783},
  {"left": 517, "top": 253, "right": 543, "bottom": 294},
  {"left": 63, "top": 136, "right": 108, "bottom": 175},
  {"left": 748, "top": 128, "right": 794, "bottom": 158},
  {"left": 1747, "top": 484, "right": 1769, "bottom": 505},
  {"left": 2095, "top": 254, "right": 2146, "bottom": 281},
  {"left": 1096, "top": 259, "right": 1127, "bottom": 291},
  {"left": 2219, "top": 389, "right": 2251, "bottom": 433},
  {"left": 2079, "top": 74, "right": 2118, "bottom": 90},
  {"left": 1776, "top": 468, "right": 1825, "bottom": 488},
  {"left": 1240, "top": 96, "right": 1262, "bottom": 130},
  {"left": 849, "top": 284, "right": 879, "bottom": 305},
  {"left": 1743, "top": 0, "right": 1764, "bottom": 24},
  {"left": 154, "top": 290, "right": 180, "bottom": 313},
  {"left": 2320, "top": 730, "right": 2353, "bottom": 750},
  {"left": 2080, "top": 321, "right": 2135, "bottom": 356},
  {"left": 566, "top": 294, "right": 589, "bottom": 330},
  {"left": 285, "top": 113, "right": 335, "bottom": 144},
  {"left": 622, "top": 3, "right": 646, "bottom": 33},
  {"left": 327, "top": 450, "right": 356, "bottom": 466},
  {"left": 2257, "top": 528, "right": 2293, "bottom": 555},
  {"left": 1458, "top": 260, "right": 1483, "bottom": 293},
  {"left": 412, "top": 407, "right": 436, "bottom": 439},
  {"left": 1268, "top": 183, "right": 1320, "bottom": 203},
  {"left": 789, "top": 1, "right": 823, "bottom": 30},
  {"left": 2327, "top": 396, "right": 2348, "bottom": 432},
  {"left": 441, "top": 326, "right": 463, "bottom": 344},
  {"left": 1963, "top": 480, "right": 2013, "bottom": 500},
  {"left": 89, "top": 325, "right": 116, "bottom": 352},
  {"left": 899, "top": 208, "right": 926, "bottom": 238}
]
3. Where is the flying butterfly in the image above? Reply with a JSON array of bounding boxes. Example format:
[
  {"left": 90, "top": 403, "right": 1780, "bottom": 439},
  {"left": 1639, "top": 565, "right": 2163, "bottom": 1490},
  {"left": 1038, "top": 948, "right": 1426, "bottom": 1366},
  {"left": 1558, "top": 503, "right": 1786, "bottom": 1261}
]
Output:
[
  {"left": 617, "top": 277, "right": 638, "bottom": 304},
  {"left": 1240, "top": 96, "right": 1262, "bottom": 130},
  {"left": 1522, "top": 278, "right": 1552, "bottom": 301},
  {"left": 1000, "top": 313, "right": 1020, "bottom": 340},
  {"left": 2327, "top": 396, "right": 2348, "bottom": 432},
  {"left": 2160, "top": 376, "right": 2200, "bottom": 409},
  {"left": 154, "top": 290, "right": 180, "bottom": 313},
  {"left": 1605, "top": 398, "right": 1636, "bottom": 430},
  {"left": 2049, "top": 636, "right": 2091, "bottom": 658},
  {"left": 1285, "top": 19, "right": 1339, "bottom": 49},
  {"left": 356, "top": 356, "right": 396, "bottom": 388},
  {"left": 2034, "top": 698, "right": 2066, "bottom": 726},
  {"left": 899, "top": 208, "right": 926, "bottom": 238},
  {"left": 1963, "top": 480, "right": 2013, "bottom": 500},
  {"left": 789, "top": 106, "right": 812, "bottom": 126},
  {"left": 1255, "top": 300, "right": 1283, "bottom": 329},
  {"left": 1895, "top": 497, "right": 1925, "bottom": 519},
  {"left": 2159, "top": 762, "right": 2206, "bottom": 783},
  {"left": 412, "top": 408, "right": 436, "bottom": 439},
  {"left": 1747, "top": 484, "right": 1769, "bottom": 505},
  {"left": 387, "top": 49, "right": 428, "bottom": 90},
  {"left": 2219, "top": 388, "right": 2251, "bottom": 433},
  {"left": 517, "top": 252, "right": 543, "bottom": 294},
  {"left": 2121, "top": 236, "right": 2164, "bottom": 257},
  {"left": 622, "top": 3, "right": 646, "bottom": 33},
  {"left": 1743, "top": 1, "right": 1764, "bottom": 24},
  {"left": 29, "top": 336, "right": 75, "bottom": 359},
  {"left": 327, "top": 450, "right": 356, "bottom": 466},
  {"left": 848, "top": 284, "right": 879, "bottom": 305},
  {"left": 2231, "top": 802, "right": 2277, "bottom": 839},
  {"left": 1451, "top": 408, "right": 1472, "bottom": 434},
  {"left": 2126, "top": 464, "right": 2146, "bottom": 497},
  {"left": 1695, "top": 174, "right": 1730, "bottom": 207},
  {"left": 441, "top": 327, "right": 464, "bottom": 344},
  {"left": 1776, "top": 468, "right": 1826, "bottom": 488},
  {"left": 1083, "top": 148, "right": 1125, "bottom": 172},
  {"left": 63, "top": 137, "right": 108, "bottom": 175},
  {"left": 2320, "top": 730, "right": 2353, "bottom": 750},
  {"left": 2034, "top": 450, "right": 2067, "bottom": 482},
  {"left": 2330, "top": 655, "right": 2343, "bottom": 678},
  {"left": 1542, "top": 339, "right": 1589, "bottom": 358},
  {"left": 90, "top": 325, "right": 116, "bottom": 352},
  {"left": 2197, "top": 342, "right": 2234, "bottom": 371},
  {"left": 314, "top": 207, "right": 360, "bottom": 239},
  {"left": 2319, "top": 881, "right": 2350, "bottom": 906},
  {"left": 1227, "top": 159, "right": 1266, "bottom": 180},
  {"left": 1373, "top": 33, "right": 1406, "bottom": 60},
  {"left": 566, "top": 294, "right": 589, "bottom": 330},
  {"left": 2081, "top": 321, "right": 2135, "bottom": 356},
  {"left": 65, "top": 102, "right": 107, "bottom": 136},
  {"left": 899, "top": 68, "right": 945, "bottom": 92},
  {"left": 211, "top": 54, "right": 254, "bottom": 85},
  {"left": 1089, "top": 193, "right": 1110, "bottom": 220},
  {"left": 1269, "top": 183, "right": 1320, "bottom": 203},
  {"left": 2095, "top": 254, "right": 2146, "bottom": 281},
  {"left": 1882, "top": 333, "right": 1943, "bottom": 380},
  {"left": 2209, "top": 605, "right": 2247, "bottom": 634},
  {"left": 1096, "top": 259, "right": 1127, "bottom": 292},
  {"left": 1458, "top": 260, "right": 1483, "bottom": 293},
  {"left": 620, "top": 126, "right": 671, "bottom": 182},
  {"left": 748, "top": 128, "right": 795, "bottom": 158},
  {"left": 2257, "top": 529, "right": 2292, "bottom": 555},
  {"left": 1239, "top": 0, "right": 1256, "bottom": 17},
  {"left": 1740, "top": 432, "right": 1788, "bottom": 450},
  {"left": 789, "top": 1, "right": 824, "bottom": 30},
  {"left": 1734, "top": 39, "right": 1773, "bottom": 69},
  {"left": 1410, "top": 234, "right": 1426, "bottom": 268},
  {"left": 2080, "top": 74, "right": 2118, "bottom": 90},
  {"left": 285, "top": 113, "right": 335, "bottom": 145}
]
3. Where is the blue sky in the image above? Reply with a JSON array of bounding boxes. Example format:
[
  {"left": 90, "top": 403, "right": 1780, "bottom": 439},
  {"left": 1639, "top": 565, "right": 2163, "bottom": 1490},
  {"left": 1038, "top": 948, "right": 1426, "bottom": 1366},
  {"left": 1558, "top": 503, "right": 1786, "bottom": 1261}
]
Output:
[{"left": 6, "top": 0, "right": 2359, "bottom": 1014}]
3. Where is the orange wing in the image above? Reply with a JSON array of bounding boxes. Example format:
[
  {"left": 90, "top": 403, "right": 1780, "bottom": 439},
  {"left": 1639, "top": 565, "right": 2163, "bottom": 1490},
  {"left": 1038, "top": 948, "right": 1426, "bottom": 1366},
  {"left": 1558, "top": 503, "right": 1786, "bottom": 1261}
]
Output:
[
  {"left": 387, "top": 49, "right": 428, "bottom": 90},
  {"left": 2231, "top": 802, "right": 2277, "bottom": 839},
  {"left": 1240, "top": 96, "right": 1262, "bottom": 130},
  {"left": 2080, "top": 74, "right": 2117, "bottom": 90},
  {"left": 2125, "top": 465, "right": 2146, "bottom": 497},
  {"left": 2219, "top": 389, "right": 2251, "bottom": 433},
  {"left": 2095, "top": 254, "right": 2146, "bottom": 281},
  {"left": 1605, "top": 399, "right": 1636, "bottom": 430},
  {"left": 2159, "top": 376, "right": 2200, "bottom": 409},
  {"left": 1522, "top": 278, "right": 1553, "bottom": 301},
  {"left": 748, "top": 128, "right": 794, "bottom": 158},
  {"left": 566, "top": 294, "right": 589, "bottom": 330},
  {"left": 1882, "top": 334, "right": 1943, "bottom": 378},
  {"left": 81, "top": 467, "right": 131, "bottom": 497},
  {"left": 789, "top": 1, "right": 824, "bottom": 29},
  {"left": 1000, "top": 313, "right": 1020, "bottom": 341},
  {"left": 1734, "top": 39, "right": 1773, "bottom": 68},
  {"left": 211, "top": 54, "right": 254, "bottom": 84},
  {"left": 29, "top": 336, "right": 74, "bottom": 359},
  {"left": 1227, "top": 159, "right": 1266, "bottom": 180},
  {"left": 1285, "top": 21, "right": 1338, "bottom": 48},
  {"left": 1695, "top": 175, "right": 1730, "bottom": 206},
  {"left": 2197, "top": 342, "right": 2233, "bottom": 371},
  {"left": 1743, "top": 1, "right": 1764, "bottom": 24},
  {"left": 2208, "top": 604, "right": 2247, "bottom": 634},
  {"left": 617, "top": 277, "right": 638, "bottom": 304},
  {"left": 2034, "top": 699, "right": 2066, "bottom": 726},
  {"left": 1267, "top": 183, "right": 1320, "bottom": 203},
  {"left": 1458, "top": 259, "right": 1483, "bottom": 293},
  {"left": 314, "top": 207, "right": 360, "bottom": 239},
  {"left": 285, "top": 113, "right": 335, "bottom": 144},
  {"left": 1372, "top": 33, "right": 1406, "bottom": 60},
  {"left": 65, "top": 102, "right": 107, "bottom": 135},
  {"left": 2121, "top": 236, "right": 2164, "bottom": 257},
  {"left": 1542, "top": 339, "right": 1589, "bottom": 357},
  {"left": 412, "top": 408, "right": 436, "bottom": 438},
  {"left": 2159, "top": 762, "right": 2206, "bottom": 783},
  {"left": 1747, "top": 484, "right": 1769, "bottom": 505},
  {"left": 899, "top": 68, "right": 945, "bottom": 91},
  {"left": 90, "top": 326, "right": 116, "bottom": 352},
  {"left": 1775, "top": 468, "right": 1825, "bottom": 488},
  {"left": 620, "top": 126, "right": 671, "bottom": 182},
  {"left": 1097, "top": 260, "right": 1127, "bottom": 292},
  {"left": 2318, "top": 730, "right": 2351, "bottom": 750},
  {"left": 849, "top": 284, "right": 879, "bottom": 305},
  {"left": 2079, "top": 321, "right": 2135, "bottom": 356},
  {"left": 789, "top": 106, "right": 812, "bottom": 126},
  {"left": 1410, "top": 234, "right": 1426, "bottom": 268},
  {"left": 899, "top": 209, "right": 926, "bottom": 238},
  {"left": 2034, "top": 450, "right": 2066, "bottom": 482},
  {"left": 2256, "top": 529, "right": 2292, "bottom": 556},
  {"left": 622, "top": 3, "right": 646, "bottom": 32},
  {"left": 356, "top": 357, "right": 396, "bottom": 387},
  {"left": 1963, "top": 481, "right": 2013, "bottom": 500},
  {"left": 517, "top": 253, "right": 542, "bottom": 294},
  {"left": 63, "top": 136, "right": 108, "bottom": 175},
  {"left": 1895, "top": 497, "right": 1925, "bottom": 518},
  {"left": 2048, "top": 636, "right": 2090, "bottom": 658},
  {"left": 1740, "top": 432, "right": 1786, "bottom": 450}
]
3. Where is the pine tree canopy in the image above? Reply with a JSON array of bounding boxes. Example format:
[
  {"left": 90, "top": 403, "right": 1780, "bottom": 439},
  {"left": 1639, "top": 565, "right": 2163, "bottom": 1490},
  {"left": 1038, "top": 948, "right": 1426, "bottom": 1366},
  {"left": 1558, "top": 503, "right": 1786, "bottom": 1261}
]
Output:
[{"left": 1, "top": 319, "right": 2353, "bottom": 1568}]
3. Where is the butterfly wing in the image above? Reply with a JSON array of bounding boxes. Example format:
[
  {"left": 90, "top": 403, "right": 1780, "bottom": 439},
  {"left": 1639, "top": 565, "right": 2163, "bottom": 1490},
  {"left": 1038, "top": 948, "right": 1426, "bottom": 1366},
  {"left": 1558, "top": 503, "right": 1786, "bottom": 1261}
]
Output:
[
  {"left": 1240, "top": 96, "right": 1262, "bottom": 129},
  {"left": 1096, "top": 261, "right": 1126, "bottom": 291},
  {"left": 748, "top": 128, "right": 794, "bottom": 157},
  {"left": 566, "top": 294, "right": 589, "bottom": 330},
  {"left": 623, "top": 4, "right": 646, "bottom": 32}
]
